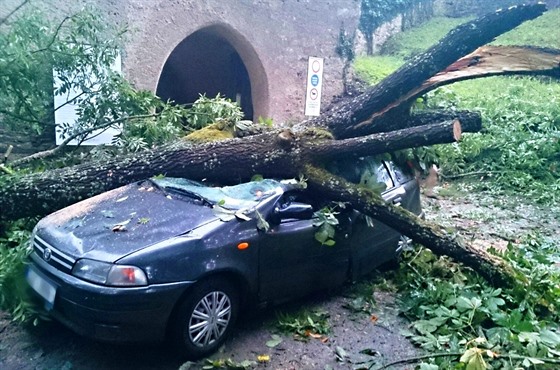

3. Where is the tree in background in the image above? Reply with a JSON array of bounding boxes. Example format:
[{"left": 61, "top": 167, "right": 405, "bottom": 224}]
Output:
[{"left": 0, "top": 1, "right": 190, "bottom": 163}]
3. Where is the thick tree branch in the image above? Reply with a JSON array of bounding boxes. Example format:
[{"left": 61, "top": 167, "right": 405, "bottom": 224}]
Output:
[
  {"left": 303, "top": 165, "right": 519, "bottom": 287},
  {"left": 0, "top": 0, "right": 29, "bottom": 26},
  {"left": 295, "top": 3, "right": 547, "bottom": 138},
  {"left": 306, "top": 120, "right": 462, "bottom": 162},
  {"left": 363, "top": 46, "right": 560, "bottom": 120}
]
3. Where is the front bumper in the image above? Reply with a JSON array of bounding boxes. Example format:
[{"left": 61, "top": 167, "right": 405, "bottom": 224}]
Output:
[{"left": 27, "top": 252, "right": 194, "bottom": 343}]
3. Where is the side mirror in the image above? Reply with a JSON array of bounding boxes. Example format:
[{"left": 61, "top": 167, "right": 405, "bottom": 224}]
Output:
[{"left": 276, "top": 202, "right": 314, "bottom": 220}]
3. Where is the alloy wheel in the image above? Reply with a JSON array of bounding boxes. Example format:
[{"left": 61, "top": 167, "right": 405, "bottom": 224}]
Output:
[{"left": 188, "top": 291, "right": 232, "bottom": 347}]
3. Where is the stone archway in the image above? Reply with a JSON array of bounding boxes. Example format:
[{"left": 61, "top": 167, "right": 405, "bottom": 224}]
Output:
[{"left": 156, "top": 23, "right": 269, "bottom": 121}]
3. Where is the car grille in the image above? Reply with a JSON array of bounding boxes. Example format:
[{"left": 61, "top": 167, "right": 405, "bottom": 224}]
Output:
[{"left": 32, "top": 235, "right": 76, "bottom": 274}]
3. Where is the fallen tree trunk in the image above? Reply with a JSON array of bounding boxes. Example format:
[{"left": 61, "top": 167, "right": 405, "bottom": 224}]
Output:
[
  {"left": 0, "top": 120, "right": 468, "bottom": 220},
  {"left": 304, "top": 166, "right": 519, "bottom": 287},
  {"left": 373, "top": 46, "right": 560, "bottom": 117}
]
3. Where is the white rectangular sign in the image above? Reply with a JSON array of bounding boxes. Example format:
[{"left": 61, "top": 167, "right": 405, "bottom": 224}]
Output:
[
  {"left": 304, "top": 57, "right": 324, "bottom": 116},
  {"left": 54, "top": 53, "right": 122, "bottom": 146}
]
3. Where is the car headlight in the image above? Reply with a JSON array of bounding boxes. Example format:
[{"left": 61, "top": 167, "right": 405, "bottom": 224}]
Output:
[{"left": 72, "top": 259, "right": 148, "bottom": 287}]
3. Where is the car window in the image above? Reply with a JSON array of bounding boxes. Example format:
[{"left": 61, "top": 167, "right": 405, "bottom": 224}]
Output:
[
  {"left": 388, "top": 160, "right": 415, "bottom": 184},
  {"left": 152, "top": 178, "right": 282, "bottom": 210},
  {"left": 327, "top": 157, "right": 394, "bottom": 192}
]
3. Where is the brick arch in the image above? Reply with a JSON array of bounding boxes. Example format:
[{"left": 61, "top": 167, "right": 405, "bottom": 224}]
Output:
[{"left": 156, "top": 23, "right": 269, "bottom": 121}]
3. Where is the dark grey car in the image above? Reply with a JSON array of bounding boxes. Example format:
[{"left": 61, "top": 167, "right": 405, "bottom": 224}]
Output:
[{"left": 25, "top": 158, "right": 421, "bottom": 359}]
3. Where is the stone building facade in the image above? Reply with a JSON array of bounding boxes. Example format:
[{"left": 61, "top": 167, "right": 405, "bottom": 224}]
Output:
[
  {"left": 1, "top": 0, "right": 557, "bottom": 157},
  {"left": 97, "top": 0, "right": 361, "bottom": 124}
]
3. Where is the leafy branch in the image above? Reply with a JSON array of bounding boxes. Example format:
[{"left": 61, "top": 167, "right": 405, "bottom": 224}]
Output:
[
  {"left": 370, "top": 351, "right": 560, "bottom": 369},
  {"left": 8, "top": 113, "right": 159, "bottom": 167}
]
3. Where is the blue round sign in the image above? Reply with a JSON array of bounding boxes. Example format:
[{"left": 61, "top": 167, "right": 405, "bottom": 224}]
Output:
[{"left": 310, "top": 74, "right": 319, "bottom": 87}]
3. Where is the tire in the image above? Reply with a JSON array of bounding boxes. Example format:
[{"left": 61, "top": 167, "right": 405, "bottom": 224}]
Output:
[{"left": 169, "top": 278, "right": 239, "bottom": 359}]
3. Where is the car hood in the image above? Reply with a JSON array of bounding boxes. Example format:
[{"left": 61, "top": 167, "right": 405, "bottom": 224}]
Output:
[{"left": 34, "top": 181, "right": 220, "bottom": 262}]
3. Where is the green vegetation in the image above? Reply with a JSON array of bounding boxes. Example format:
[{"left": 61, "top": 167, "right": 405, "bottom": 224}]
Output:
[
  {"left": 354, "top": 8, "right": 560, "bottom": 202},
  {"left": 420, "top": 78, "right": 560, "bottom": 202},
  {"left": 0, "top": 220, "right": 39, "bottom": 324},
  {"left": 390, "top": 235, "right": 560, "bottom": 368},
  {"left": 276, "top": 309, "right": 330, "bottom": 340},
  {"left": 184, "top": 93, "right": 244, "bottom": 131},
  {"left": 381, "top": 16, "right": 471, "bottom": 59},
  {"left": 353, "top": 56, "right": 403, "bottom": 85},
  {"left": 492, "top": 10, "right": 560, "bottom": 48},
  {"left": 351, "top": 8, "right": 560, "bottom": 368}
]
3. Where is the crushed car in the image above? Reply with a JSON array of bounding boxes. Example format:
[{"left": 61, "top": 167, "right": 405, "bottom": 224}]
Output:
[{"left": 25, "top": 157, "right": 421, "bottom": 359}]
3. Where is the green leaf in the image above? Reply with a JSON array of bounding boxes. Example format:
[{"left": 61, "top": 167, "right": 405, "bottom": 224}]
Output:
[
  {"left": 335, "top": 346, "right": 347, "bottom": 361},
  {"left": 178, "top": 362, "right": 195, "bottom": 370},
  {"left": 266, "top": 334, "right": 283, "bottom": 348},
  {"left": 460, "top": 348, "right": 488, "bottom": 370},
  {"left": 315, "top": 229, "right": 329, "bottom": 244},
  {"left": 540, "top": 329, "right": 560, "bottom": 346},
  {"left": 413, "top": 319, "right": 439, "bottom": 334},
  {"left": 518, "top": 331, "right": 540, "bottom": 344},
  {"left": 324, "top": 239, "right": 336, "bottom": 247},
  {"left": 456, "top": 297, "right": 482, "bottom": 311}
]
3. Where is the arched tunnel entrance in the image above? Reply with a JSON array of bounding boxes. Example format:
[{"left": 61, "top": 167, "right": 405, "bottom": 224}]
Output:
[{"left": 157, "top": 24, "right": 268, "bottom": 121}]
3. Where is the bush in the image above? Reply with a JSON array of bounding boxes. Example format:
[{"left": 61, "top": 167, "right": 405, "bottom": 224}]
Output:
[{"left": 0, "top": 220, "right": 41, "bottom": 324}]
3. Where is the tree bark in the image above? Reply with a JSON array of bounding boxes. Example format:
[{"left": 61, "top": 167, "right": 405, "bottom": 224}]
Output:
[{"left": 376, "top": 46, "right": 560, "bottom": 115}]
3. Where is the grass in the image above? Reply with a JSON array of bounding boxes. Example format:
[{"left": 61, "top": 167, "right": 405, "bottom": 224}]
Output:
[
  {"left": 353, "top": 9, "right": 560, "bottom": 201},
  {"left": 491, "top": 9, "right": 560, "bottom": 49},
  {"left": 353, "top": 55, "right": 403, "bottom": 85},
  {"left": 380, "top": 16, "right": 471, "bottom": 60}
]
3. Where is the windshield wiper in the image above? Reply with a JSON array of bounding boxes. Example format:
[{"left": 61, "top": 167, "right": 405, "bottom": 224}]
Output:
[{"left": 163, "top": 186, "right": 214, "bottom": 207}]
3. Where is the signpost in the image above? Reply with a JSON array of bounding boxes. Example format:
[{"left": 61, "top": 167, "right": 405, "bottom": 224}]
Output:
[{"left": 304, "top": 57, "right": 324, "bottom": 116}]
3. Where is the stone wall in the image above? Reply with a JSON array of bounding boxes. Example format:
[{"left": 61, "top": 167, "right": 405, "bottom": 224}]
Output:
[
  {"left": 1, "top": 0, "right": 360, "bottom": 157},
  {"left": 355, "top": 0, "right": 434, "bottom": 55}
]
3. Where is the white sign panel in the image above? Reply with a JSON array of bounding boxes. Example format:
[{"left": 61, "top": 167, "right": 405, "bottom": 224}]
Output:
[
  {"left": 54, "top": 53, "right": 122, "bottom": 145},
  {"left": 304, "top": 57, "right": 324, "bottom": 116}
]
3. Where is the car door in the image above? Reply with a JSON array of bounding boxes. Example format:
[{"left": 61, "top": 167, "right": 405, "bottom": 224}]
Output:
[
  {"left": 346, "top": 160, "right": 407, "bottom": 276},
  {"left": 258, "top": 191, "right": 351, "bottom": 303}
]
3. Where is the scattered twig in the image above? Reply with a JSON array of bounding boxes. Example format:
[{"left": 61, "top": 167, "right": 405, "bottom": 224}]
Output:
[
  {"left": 371, "top": 352, "right": 463, "bottom": 369},
  {"left": 370, "top": 352, "right": 560, "bottom": 369},
  {"left": 440, "top": 170, "right": 514, "bottom": 180},
  {"left": 30, "top": 16, "right": 72, "bottom": 54},
  {"left": 2, "top": 145, "right": 13, "bottom": 164}
]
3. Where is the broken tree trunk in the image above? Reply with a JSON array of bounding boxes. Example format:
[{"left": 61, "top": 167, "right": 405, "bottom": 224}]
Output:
[
  {"left": 380, "top": 46, "right": 560, "bottom": 113},
  {"left": 296, "top": 3, "right": 548, "bottom": 139},
  {"left": 1, "top": 3, "right": 549, "bottom": 221}
]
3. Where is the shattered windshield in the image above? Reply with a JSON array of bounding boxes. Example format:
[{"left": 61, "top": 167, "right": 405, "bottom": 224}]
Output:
[{"left": 151, "top": 178, "right": 282, "bottom": 210}]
